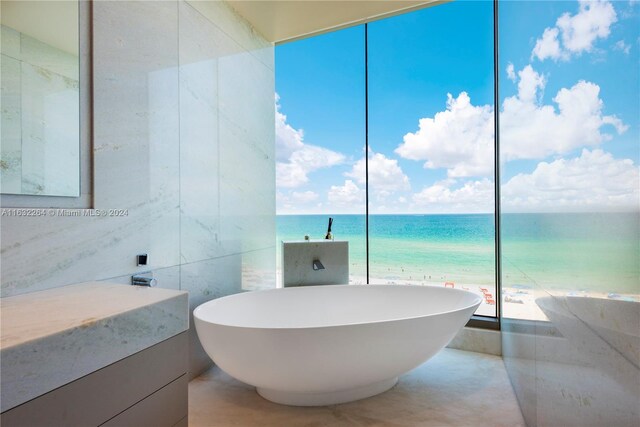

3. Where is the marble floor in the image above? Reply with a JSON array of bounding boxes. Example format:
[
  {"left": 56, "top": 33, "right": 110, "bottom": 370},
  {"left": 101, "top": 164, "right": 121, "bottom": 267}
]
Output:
[{"left": 188, "top": 348, "right": 525, "bottom": 426}]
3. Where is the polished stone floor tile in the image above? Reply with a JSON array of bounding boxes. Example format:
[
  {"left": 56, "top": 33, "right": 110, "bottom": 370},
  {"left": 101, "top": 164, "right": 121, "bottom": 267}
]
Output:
[{"left": 189, "top": 348, "right": 525, "bottom": 426}]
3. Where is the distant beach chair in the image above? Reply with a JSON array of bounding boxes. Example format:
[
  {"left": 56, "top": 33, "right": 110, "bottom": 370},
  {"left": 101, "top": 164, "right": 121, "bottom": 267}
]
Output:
[
  {"left": 505, "top": 296, "right": 524, "bottom": 304},
  {"left": 478, "top": 286, "right": 496, "bottom": 304},
  {"left": 444, "top": 282, "right": 455, "bottom": 288}
]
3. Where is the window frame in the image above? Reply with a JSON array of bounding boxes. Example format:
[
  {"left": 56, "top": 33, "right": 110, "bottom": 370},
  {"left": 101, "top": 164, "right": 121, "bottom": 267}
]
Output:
[{"left": 275, "top": 0, "right": 502, "bottom": 329}]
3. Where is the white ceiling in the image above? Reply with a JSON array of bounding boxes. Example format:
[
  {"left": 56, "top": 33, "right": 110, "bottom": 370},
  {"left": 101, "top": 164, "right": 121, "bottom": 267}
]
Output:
[
  {"left": 1, "top": 0, "right": 78, "bottom": 55},
  {"left": 226, "top": 0, "right": 444, "bottom": 44}
]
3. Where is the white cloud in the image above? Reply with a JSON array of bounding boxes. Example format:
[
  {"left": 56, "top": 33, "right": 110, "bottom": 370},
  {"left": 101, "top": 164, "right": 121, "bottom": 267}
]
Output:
[
  {"left": 501, "top": 65, "right": 628, "bottom": 160},
  {"left": 558, "top": 0, "right": 617, "bottom": 53},
  {"left": 506, "top": 62, "right": 516, "bottom": 81},
  {"left": 516, "top": 64, "right": 545, "bottom": 104},
  {"left": 327, "top": 180, "right": 365, "bottom": 207},
  {"left": 614, "top": 39, "right": 631, "bottom": 54},
  {"left": 275, "top": 96, "right": 345, "bottom": 188},
  {"left": 532, "top": 0, "right": 617, "bottom": 61},
  {"left": 354, "top": 149, "right": 640, "bottom": 214},
  {"left": 394, "top": 64, "right": 627, "bottom": 174},
  {"left": 412, "top": 179, "right": 494, "bottom": 213},
  {"left": 275, "top": 94, "right": 303, "bottom": 162},
  {"left": 276, "top": 145, "right": 345, "bottom": 188},
  {"left": 532, "top": 27, "right": 563, "bottom": 61},
  {"left": 345, "top": 151, "right": 410, "bottom": 194},
  {"left": 395, "top": 92, "right": 494, "bottom": 178},
  {"left": 502, "top": 149, "right": 639, "bottom": 212}
]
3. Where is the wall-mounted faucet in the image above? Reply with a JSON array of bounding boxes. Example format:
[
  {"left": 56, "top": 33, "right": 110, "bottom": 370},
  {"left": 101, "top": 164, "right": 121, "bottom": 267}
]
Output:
[
  {"left": 312, "top": 260, "right": 325, "bottom": 271},
  {"left": 325, "top": 217, "right": 333, "bottom": 240},
  {"left": 132, "top": 272, "right": 157, "bottom": 287}
]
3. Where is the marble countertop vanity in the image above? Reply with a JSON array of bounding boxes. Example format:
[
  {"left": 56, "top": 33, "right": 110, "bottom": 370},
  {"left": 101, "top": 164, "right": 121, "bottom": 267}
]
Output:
[{"left": 0, "top": 282, "right": 188, "bottom": 412}]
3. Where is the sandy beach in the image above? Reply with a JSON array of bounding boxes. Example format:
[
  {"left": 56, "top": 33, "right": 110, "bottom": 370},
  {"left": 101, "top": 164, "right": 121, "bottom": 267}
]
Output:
[{"left": 274, "top": 269, "right": 638, "bottom": 321}]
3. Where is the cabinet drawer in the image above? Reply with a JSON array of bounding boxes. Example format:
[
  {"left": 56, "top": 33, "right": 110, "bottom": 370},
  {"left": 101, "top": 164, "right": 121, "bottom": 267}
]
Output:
[{"left": 1, "top": 332, "right": 187, "bottom": 427}]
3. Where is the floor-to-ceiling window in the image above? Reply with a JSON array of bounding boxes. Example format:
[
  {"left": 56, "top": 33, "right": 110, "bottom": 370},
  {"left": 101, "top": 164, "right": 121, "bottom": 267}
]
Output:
[
  {"left": 368, "top": 1, "right": 497, "bottom": 317},
  {"left": 275, "top": 2, "right": 499, "bottom": 319},
  {"left": 499, "top": 0, "right": 639, "bottom": 424},
  {"left": 275, "top": 27, "right": 367, "bottom": 284},
  {"left": 274, "top": 0, "right": 639, "bottom": 419}
]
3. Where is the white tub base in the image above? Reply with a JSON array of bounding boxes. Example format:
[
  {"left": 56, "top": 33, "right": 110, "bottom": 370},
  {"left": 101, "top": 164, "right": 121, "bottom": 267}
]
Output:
[{"left": 257, "top": 377, "right": 399, "bottom": 406}]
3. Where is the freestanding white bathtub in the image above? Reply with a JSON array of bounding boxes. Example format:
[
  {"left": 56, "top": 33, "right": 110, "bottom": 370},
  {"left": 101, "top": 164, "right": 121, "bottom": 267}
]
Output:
[{"left": 194, "top": 284, "right": 481, "bottom": 406}]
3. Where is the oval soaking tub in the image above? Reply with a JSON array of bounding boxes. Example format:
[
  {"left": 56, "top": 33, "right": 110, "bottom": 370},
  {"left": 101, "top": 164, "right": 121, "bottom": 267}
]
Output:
[{"left": 194, "top": 284, "right": 481, "bottom": 406}]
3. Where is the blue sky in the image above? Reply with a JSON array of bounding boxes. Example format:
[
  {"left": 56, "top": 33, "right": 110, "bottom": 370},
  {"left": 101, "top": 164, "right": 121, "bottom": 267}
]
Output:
[{"left": 275, "top": 0, "right": 639, "bottom": 214}]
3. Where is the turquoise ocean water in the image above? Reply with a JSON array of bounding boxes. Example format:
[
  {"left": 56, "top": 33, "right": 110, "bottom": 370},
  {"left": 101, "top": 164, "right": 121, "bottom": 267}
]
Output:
[{"left": 276, "top": 213, "right": 639, "bottom": 295}]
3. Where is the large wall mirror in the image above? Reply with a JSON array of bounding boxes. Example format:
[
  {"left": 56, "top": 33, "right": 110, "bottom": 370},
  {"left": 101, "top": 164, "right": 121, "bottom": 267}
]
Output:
[{"left": 1, "top": 0, "right": 80, "bottom": 197}]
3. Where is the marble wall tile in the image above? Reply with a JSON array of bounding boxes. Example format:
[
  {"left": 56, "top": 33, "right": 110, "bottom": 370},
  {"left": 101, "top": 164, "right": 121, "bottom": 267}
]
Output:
[
  {"left": 1, "top": 25, "right": 20, "bottom": 58},
  {"left": 1, "top": 25, "right": 78, "bottom": 80},
  {"left": 92, "top": 0, "right": 181, "bottom": 277},
  {"left": 218, "top": 48, "right": 274, "bottom": 146},
  {"left": 179, "top": 1, "right": 243, "bottom": 64},
  {"left": 179, "top": 1, "right": 224, "bottom": 265},
  {"left": 93, "top": 0, "right": 179, "bottom": 210},
  {"left": 180, "top": 255, "right": 243, "bottom": 378},
  {"left": 19, "top": 31, "right": 78, "bottom": 80},
  {"left": 0, "top": 54, "right": 22, "bottom": 194},
  {"left": 219, "top": 114, "right": 275, "bottom": 254},
  {"left": 185, "top": 0, "right": 273, "bottom": 70},
  {"left": 1, "top": 212, "right": 178, "bottom": 297},
  {"left": 178, "top": 0, "right": 275, "bottom": 271},
  {"left": 1, "top": 0, "right": 275, "bottom": 381}
]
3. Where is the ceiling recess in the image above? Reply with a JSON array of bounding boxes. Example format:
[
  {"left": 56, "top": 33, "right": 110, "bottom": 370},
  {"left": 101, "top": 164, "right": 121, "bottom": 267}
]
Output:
[{"left": 225, "top": 0, "right": 443, "bottom": 44}]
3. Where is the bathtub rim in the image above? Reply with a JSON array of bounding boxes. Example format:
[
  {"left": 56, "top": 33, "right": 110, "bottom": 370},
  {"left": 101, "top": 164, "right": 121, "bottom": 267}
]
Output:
[{"left": 193, "top": 284, "right": 482, "bottom": 331}]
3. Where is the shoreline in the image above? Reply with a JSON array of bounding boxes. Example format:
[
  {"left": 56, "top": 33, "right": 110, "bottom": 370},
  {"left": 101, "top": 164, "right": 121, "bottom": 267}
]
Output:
[{"left": 274, "top": 270, "right": 638, "bottom": 321}]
